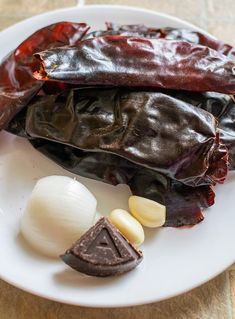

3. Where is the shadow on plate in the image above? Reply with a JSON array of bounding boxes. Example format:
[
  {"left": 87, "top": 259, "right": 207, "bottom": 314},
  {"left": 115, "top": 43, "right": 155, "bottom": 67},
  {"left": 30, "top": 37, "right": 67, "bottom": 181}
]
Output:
[
  {"left": 16, "top": 233, "right": 59, "bottom": 263},
  {"left": 53, "top": 266, "right": 133, "bottom": 288},
  {"left": 143, "top": 227, "right": 162, "bottom": 245}
]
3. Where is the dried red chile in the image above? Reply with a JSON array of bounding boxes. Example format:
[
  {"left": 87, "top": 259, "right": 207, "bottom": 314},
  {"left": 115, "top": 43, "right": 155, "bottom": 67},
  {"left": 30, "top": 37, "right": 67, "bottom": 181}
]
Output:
[
  {"left": 34, "top": 36, "right": 235, "bottom": 94},
  {"left": 0, "top": 22, "right": 89, "bottom": 130},
  {"left": 104, "top": 23, "right": 235, "bottom": 58}
]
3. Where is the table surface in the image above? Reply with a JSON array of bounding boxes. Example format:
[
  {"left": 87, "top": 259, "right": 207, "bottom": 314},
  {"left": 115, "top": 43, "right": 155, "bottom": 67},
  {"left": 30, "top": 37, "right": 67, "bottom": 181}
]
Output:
[{"left": 0, "top": 0, "right": 235, "bottom": 318}]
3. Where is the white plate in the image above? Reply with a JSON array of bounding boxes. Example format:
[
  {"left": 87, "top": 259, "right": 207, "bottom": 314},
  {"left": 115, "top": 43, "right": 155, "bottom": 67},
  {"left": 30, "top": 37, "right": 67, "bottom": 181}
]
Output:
[{"left": 0, "top": 4, "right": 235, "bottom": 308}]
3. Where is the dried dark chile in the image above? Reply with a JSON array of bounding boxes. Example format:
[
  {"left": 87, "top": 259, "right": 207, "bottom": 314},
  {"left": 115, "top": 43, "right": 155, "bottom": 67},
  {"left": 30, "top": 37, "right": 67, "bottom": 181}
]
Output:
[
  {"left": 23, "top": 87, "right": 228, "bottom": 187},
  {"left": 6, "top": 100, "right": 215, "bottom": 227},
  {"left": 29, "top": 138, "right": 214, "bottom": 227},
  {"left": 106, "top": 22, "right": 152, "bottom": 32},
  {"left": 167, "top": 91, "right": 235, "bottom": 169}
]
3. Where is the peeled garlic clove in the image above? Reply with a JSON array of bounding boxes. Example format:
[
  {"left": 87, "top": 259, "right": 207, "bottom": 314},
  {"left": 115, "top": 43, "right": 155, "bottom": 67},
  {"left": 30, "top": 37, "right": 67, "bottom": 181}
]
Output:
[
  {"left": 129, "top": 196, "right": 166, "bottom": 228},
  {"left": 21, "top": 175, "right": 97, "bottom": 258},
  {"left": 109, "top": 209, "right": 144, "bottom": 246}
]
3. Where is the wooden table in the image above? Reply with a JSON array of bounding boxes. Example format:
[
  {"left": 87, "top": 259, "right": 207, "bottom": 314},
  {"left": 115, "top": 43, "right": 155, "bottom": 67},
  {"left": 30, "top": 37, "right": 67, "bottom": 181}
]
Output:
[{"left": 0, "top": 1, "right": 235, "bottom": 318}]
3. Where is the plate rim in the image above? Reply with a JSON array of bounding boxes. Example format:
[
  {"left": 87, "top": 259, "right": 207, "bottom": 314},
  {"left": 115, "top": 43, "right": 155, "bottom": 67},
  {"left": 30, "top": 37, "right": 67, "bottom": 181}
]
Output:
[
  {"left": 0, "top": 249, "right": 234, "bottom": 308},
  {"left": 0, "top": 4, "right": 216, "bottom": 39}
]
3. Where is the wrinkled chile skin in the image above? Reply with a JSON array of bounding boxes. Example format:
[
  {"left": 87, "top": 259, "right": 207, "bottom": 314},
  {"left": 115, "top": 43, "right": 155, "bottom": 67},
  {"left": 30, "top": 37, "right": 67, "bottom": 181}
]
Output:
[
  {"left": 168, "top": 91, "right": 235, "bottom": 169},
  {"left": 104, "top": 22, "right": 235, "bottom": 58},
  {"left": 0, "top": 22, "right": 90, "bottom": 130},
  {"left": 34, "top": 36, "right": 235, "bottom": 94},
  {"left": 24, "top": 87, "right": 228, "bottom": 187}
]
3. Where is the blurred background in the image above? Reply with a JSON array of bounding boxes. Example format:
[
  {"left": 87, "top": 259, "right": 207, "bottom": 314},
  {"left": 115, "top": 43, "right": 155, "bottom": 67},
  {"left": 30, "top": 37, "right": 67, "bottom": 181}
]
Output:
[{"left": 0, "top": 0, "right": 234, "bottom": 46}]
